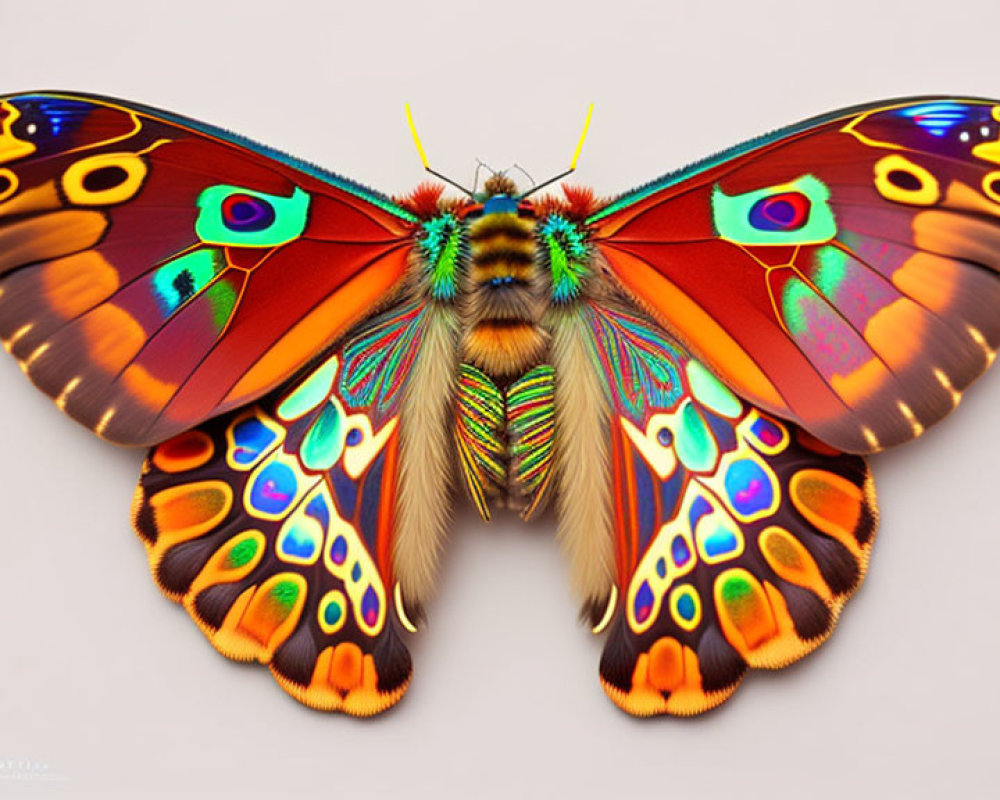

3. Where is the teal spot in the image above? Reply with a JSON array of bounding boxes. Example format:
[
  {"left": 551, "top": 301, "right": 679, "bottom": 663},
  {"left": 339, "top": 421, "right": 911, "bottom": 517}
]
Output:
[
  {"left": 152, "top": 249, "right": 222, "bottom": 317},
  {"left": 196, "top": 185, "right": 310, "bottom": 247},
  {"left": 323, "top": 600, "right": 343, "bottom": 627},
  {"left": 674, "top": 402, "right": 718, "bottom": 472},
  {"left": 276, "top": 355, "right": 339, "bottom": 421},
  {"left": 686, "top": 360, "right": 741, "bottom": 418},
  {"left": 676, "top": 591, "right": 697, "bottom": 621},
  {"left": 300, "top": 401, "right": 344, "bottom": 471},
  {"left": 711, "top": 174, "right": 836, "bottom": 245}
]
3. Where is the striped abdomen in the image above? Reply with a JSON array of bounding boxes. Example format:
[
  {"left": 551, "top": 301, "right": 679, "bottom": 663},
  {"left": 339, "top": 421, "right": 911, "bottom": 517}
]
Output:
[{"left": 462, "top": 211, "right": 547, "bottom": 378}]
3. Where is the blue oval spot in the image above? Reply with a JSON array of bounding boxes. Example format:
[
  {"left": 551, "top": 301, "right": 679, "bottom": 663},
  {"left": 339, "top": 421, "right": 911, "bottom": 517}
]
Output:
[
  {"left": 656, "top": 426, "right": 674, "bottom": 447},
  {"left": 634, "top": 581, "right": 654, "bottom": 624},
  {"left": 704, "top": 526, "right": 740, "bottom": 558},
  {"left": 351, "top": 561, "right": 362, "bottom": 582},
  {"left": 345, "top": 427, "right": 363, "bottom": 446},
  {"left": 249, "top": 461, "right": 297, "bottom": 515},
  {"left": 231, "top": 416, "right": 277, "bottom": 465},
  {"left": 724, "top": 459, "right": 774, "bottom": 516},
  {"left": 655, "top": 557, "right": 667, "bottom": 578},
  {"left": 671, "top": 535, "right": 691, "bottom": 567},
  {"left": 280, "top": 523, "right": 317, "bottom": 559},
  {"left": 361, "top": 585, "right": 380, "bottom": 627},
  {"left": 330, "top": 535, "right": 348, "bottom": 565}
]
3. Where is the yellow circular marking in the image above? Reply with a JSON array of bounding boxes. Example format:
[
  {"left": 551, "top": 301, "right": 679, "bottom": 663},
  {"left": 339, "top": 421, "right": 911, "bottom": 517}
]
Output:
[
  {"left": 982, "top": 171, "right": 1000, "bottom": 204},
  {"left": 61, "top": 152, "right": 148, "bottom": 206},
  {"left": 318, "top": 589, "right": 348, "bottom": 635},
  {"left": 873, "top": 155, "right": 939, "bottom": 206},
  {"left": 669, "top": 584, "right": 702, "bottom": 632},
  {"left": 0, "top": 167, "right": 17, "bottom": 202}
]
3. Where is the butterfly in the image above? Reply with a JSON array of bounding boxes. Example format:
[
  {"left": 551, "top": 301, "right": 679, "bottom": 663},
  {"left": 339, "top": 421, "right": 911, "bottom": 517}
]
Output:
[{"left": 1, "top": 92, "right": 998, "bottom": 717}]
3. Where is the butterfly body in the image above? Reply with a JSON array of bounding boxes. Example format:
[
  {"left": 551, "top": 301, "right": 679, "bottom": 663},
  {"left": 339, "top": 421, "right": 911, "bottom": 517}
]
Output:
[{"left": 2, "top": 91, "right": 1000, "bottom": 716}]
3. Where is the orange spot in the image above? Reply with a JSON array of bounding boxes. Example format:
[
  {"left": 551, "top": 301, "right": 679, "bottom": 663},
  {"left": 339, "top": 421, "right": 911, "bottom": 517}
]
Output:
[
  {"left": 759, "top": 526, "right": 831, "bottom": 602},
  {"left": 0, "top": 210, "right": 107, "bottom": 274},
  {"left": 152, "top": 430, "right": 214, "bottom": 473},
  {"left": 149, "top": 481, "right": 231, "bottom": 546},
  {"left": 0, "top": 180, "right": 60, "bottom": 218},
  {"left": 331, "top": 643, "right": 364, "bottom": 691},
  {"left": 829, "top": 358, "right": 887, "bottom": 407},
  {"left": 122, "top": 363, "right": 178, "bottom": 409},
  {"left": 81, "top": 304, "right": 145, "bottom": 372},
  {"left": 647, "top": 637, "right": 685, "bottom": 692},
  {"left": 790, "top": 470, "right": 864, "bottom": 556},
  {"left": 715, "top": 568, "right": 778, "bottom": 653},
  {"left": 237, "top": 574, "right": 306, "bottom": 652},
  {"left": 891, "top": 251, "right": 959, "bottom": 314},
  {"left": 227, "top": 247, "right": 408, "bottom": 405},
  {"left": 598, "top": 245, "right": 785, "bottom": 412},
  {"left": 42, "top": 251, "right": 120, "bottom": 318},
  {"left": 864, "top": 298, "right": 926, "bottom": 371}
]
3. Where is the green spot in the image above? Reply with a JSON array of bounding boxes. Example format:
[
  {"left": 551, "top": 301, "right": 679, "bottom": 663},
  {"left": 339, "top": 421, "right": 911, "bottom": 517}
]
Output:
[
  {"left": 205, "top": 279, "right": 237, "bottom": 331},
  {"left": 540, "top": 214, "right": 589, "bottom": 302},
  {"left": 300, "top": 400, "right": 345, "bottom": 471},
  {"left": 781, "top": 277, "right": 815, "bottom": 337},
  {"left": 711, "top": 174, "right": 836, "bottom": 245},
  {"left": 813, "top": 245, "right": 848, "bottom": 299},
  {"left": 686, "top": 360, "right": 742, "bottom": 418},
  {"left": 152, "top": 249, "right": 222, "bottom": 316},
  {"left": 269, "top": 579, "right": 300, "bottom": 611},
  {"left": 277, "top": 355, "right": 339, "bottom": 421},
  {"left": 225, "top": 537, "right": 259, "bottom": 570},
  {"left": 196, "top": 185, "right": 310, "bottom": 247},
  {"left": 721, "top": 575, "right": 753, "bottom": 608},
  {"left": 419, "top": 214, "right": 463, "bottom": 301},
  {"left": 675, "top": 401, "right": 718, "bottom": 472}
]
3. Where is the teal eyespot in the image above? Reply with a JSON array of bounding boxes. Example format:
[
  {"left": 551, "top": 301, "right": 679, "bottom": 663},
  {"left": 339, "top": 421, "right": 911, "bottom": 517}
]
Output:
[
  {"left": 195, "top": 184, "right": 310, "bottom": 246},
  {"left": 711, "top": 174, "right": 836, "bottom": 245}
]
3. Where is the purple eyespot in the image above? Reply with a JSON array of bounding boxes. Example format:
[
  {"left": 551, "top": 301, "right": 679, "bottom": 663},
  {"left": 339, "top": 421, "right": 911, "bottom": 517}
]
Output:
[{"left": 221, "top": 193, "right": 275, "bottom": 232}]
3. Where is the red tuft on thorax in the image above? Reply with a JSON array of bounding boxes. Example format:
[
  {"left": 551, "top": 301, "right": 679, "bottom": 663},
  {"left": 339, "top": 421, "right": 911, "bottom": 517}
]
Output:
[
  {"left": 534, "top": 184, "right": 601, "bottom": 221},
  {"left": 397, "top": 182, "right": 446, "bottom": 219}
]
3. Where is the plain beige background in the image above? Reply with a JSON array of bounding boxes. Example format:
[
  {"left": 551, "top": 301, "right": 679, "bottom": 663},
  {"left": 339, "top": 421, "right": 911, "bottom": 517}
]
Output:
[{"left": 1, "top": 0, "right": 999, "bottom": 797}]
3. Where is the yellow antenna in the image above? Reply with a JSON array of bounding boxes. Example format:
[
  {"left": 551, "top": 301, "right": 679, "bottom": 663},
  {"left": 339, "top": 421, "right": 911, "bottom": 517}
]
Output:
[
  {"left": 404, "top": 103, "right": 429, "bottom": 169},
  {"left": 520, "top": 103, "right": 595, "bottom": 199},
  {"left": 569, "top": 103, "right": 594, "bottom": 170},
  {"left": 404, "top": 104, "right": 473, "bottom": 196}
]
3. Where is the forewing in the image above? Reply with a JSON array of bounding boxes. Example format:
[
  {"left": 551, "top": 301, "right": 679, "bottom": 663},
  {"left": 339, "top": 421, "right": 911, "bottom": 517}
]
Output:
[
  {"left": 589, "top": 97, "right": 1000, "bottom": 453},
  {"left": 583, "top": 300, "right": 877, "bottom": 716},
  {"left": 0, "top": 92, "right": 417, "bottom": 445}
]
